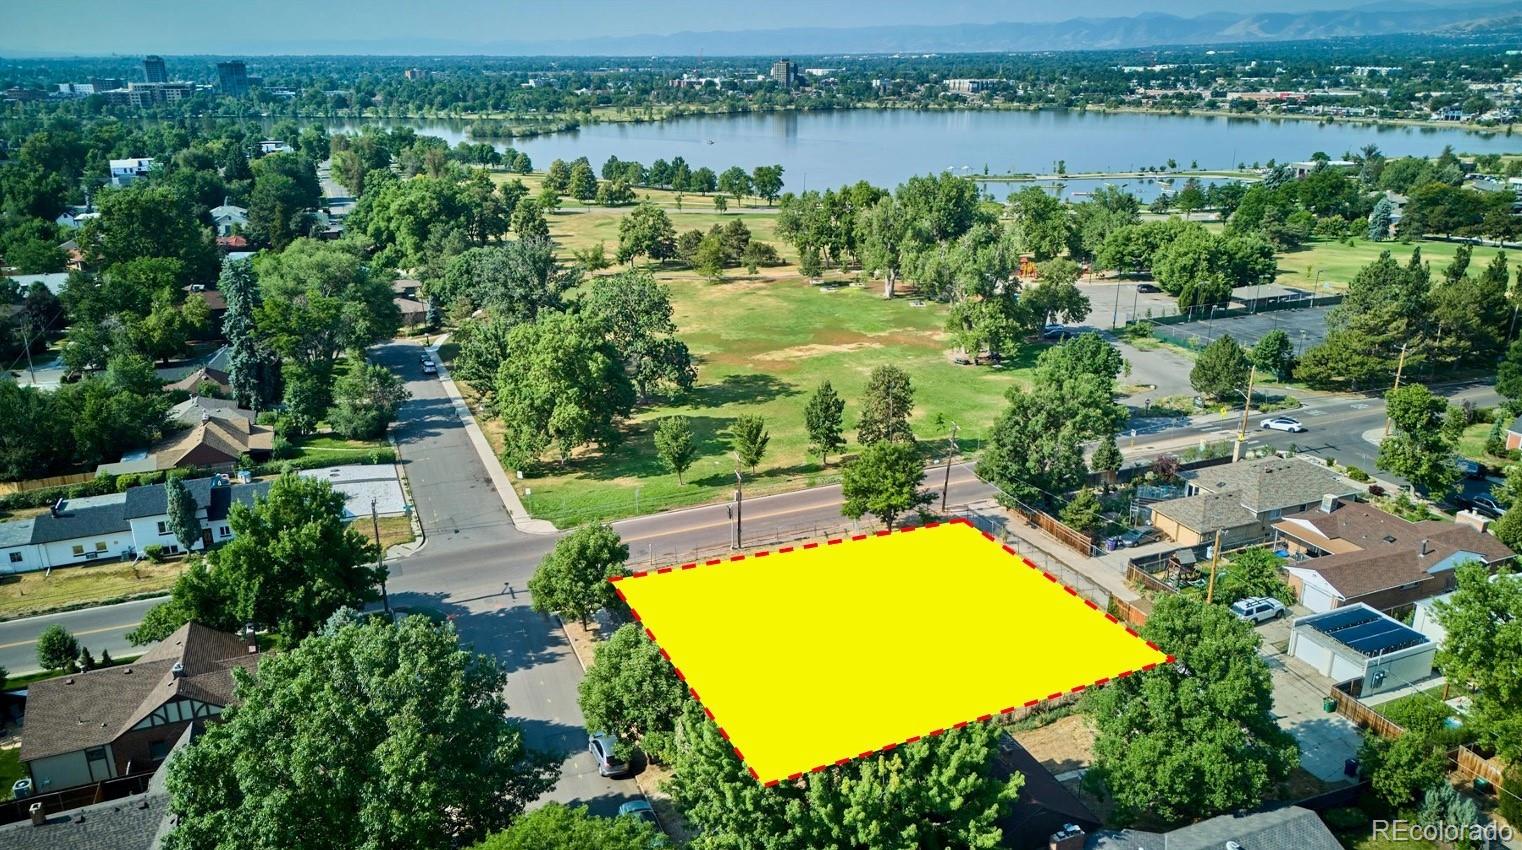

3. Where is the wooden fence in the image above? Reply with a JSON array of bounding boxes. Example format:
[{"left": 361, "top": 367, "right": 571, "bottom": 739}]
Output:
[
  {"left": 1111, "top": 596, "right": 1151, "bottom": 627},
  {"left": 1455, "top": 746, "right": 1507, "bottom": 792},
  {"left": 1125, "top": 563, "right": 1178, "bottom": 597},
  {"left": 0, "top": 471, "right": 94, "bottom": 496},
  {"left": 1012, "top": 506, "right": 1098, "bottom": 558}
]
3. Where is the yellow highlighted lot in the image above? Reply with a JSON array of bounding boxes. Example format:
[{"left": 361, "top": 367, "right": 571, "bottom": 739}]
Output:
[{"left": 612, "top": 519, "right": 1168, "bottom": 784}]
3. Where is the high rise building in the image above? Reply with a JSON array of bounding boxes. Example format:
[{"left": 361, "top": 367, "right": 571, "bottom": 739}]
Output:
[
  {"left": 216, "top": 61, "right": 249, "bottom": 97},
  {"left": 143, "top": 55, "right": 166, "bottom": 83},
  {"left": 770, "top": 59, "right": 799, "bottom": 89}
]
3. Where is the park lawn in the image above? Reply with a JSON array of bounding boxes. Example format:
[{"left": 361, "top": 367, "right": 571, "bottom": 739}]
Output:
[
  {"left": 1276, "top": 236, "right": 1512, "bottom": 291},
  {"left": 0, "top": 560, "right": 181, "bottom": 620},
  {"left": 508, "top": 275, "right": 1037, "bottom": 527},
  {"left": 544, "top": 206, "right": 788, "bottom": 260}
]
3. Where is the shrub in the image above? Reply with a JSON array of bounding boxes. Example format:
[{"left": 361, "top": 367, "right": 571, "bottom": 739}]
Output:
[
  {"left": 1322, "top": 806, "right": 1366, "bottom": 834},
  {"left": 1345, "top": 466, "right": 1370, "bottom": 482},
  {"left": 143, "top": 544, "right": 167, "bottom": 563},
  {"left": 271, "top": 435, "right": 296, "bottom": 459},
  {"left": 1368, "top": 484, "right": 1387, "bottom": 498}
]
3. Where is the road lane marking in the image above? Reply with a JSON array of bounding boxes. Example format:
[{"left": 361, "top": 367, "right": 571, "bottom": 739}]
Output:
[{"left": 0, "top": 621, "right": 141, "bottom": 650}]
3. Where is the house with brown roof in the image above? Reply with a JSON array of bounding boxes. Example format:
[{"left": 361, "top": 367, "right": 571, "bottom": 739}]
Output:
[
  {"left": 97, "top": 411, "right": 271, "bottom": 477},
  {"left": 162, "top": 365, "right": 231, "bottom": 397},
  {"left": 20, "top": 623, "right": 258, "bottom": 794},
  {"left": 1274, "top": 498, "right": 1515, "bottom": 613},
  {"left": 1148, "top": 456, "right": 1359, "bottom": 547}
]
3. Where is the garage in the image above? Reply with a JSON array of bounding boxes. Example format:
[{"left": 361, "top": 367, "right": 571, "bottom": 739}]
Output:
[{"left": 1288, "top": 604, "right": 1436, "bottom": 697}]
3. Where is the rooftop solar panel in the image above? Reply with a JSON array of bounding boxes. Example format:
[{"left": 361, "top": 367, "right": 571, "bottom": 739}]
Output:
[{"left": 1306, "top": 607, "right": 1429, "bottom": 658}]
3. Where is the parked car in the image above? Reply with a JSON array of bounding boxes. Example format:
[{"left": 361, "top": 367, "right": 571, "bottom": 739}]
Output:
[
  {"left": 1259, "top": 416, "right": 1306, "bottom": 433},
  {"left": 1114, "top": 526, "right": 1160, "bottom": 548},
  {"left": 419, "top": 351, "right": 432, "bottom": 363},
  {"left": 421, "top": 360, "right": 437, "bottom": 375},
  {"left": 1456, "top": 459, "right": 1490, "bottom": 480},
  {"left": 618, "top": 799, "right": 659, "bottom": 827},
  {"left": 1229, "top": 596, "right": 1287, "bottom": 624},
  {"left": 1136, "top": 283, "right": 1161, "bottom": 293},
  {"left": 1458, "top": 494, "right": 1505, "bottom": 519},
  {"left": 589, "top": 732, "right": 631, "bottom": 778},
  {"left": 1041, "top": 325, "right": 1075, "bottom": 341}
]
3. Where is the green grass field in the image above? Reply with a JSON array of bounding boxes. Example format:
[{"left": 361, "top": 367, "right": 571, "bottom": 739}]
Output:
[
  {"left": 1276, "top": 236, "right": 1513, "bottom": 291},
  {"left": 507, "top": 276, "right": 1037, "bottom": 527},
  {"left": 0, "top": 747, "right": 21, "bottom": 801}
]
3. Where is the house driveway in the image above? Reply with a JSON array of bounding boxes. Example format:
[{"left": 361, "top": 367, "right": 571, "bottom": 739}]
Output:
[{"left": 1260, "top": 633, "right": 1364, "bottom": 784}]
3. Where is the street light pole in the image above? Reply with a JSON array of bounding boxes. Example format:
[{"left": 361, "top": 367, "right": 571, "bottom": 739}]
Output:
[
  {"left": 1383, "top": 343, "right": 1409, "bottom": 437},
  {"left": 731, "top": 453, "right": 744, "bottom": 550},
  {"left": 941, "top": 422, "right": 960, "bottom": 512},
  {"left": 370, "top": 497, "right": 390, "bottom": 616},
  {"left": 1232, "top": 365, "right": 1257, "bottom": 463}
]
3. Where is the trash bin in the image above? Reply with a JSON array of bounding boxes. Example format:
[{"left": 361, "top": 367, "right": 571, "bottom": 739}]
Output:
[
  {"left": 1474, "top": 777, "right": 1491, "bottom": 794},
  {"left": 1344, "top": 758, "right": 1360, "bottom": 778},
  {"left": 1322, "top": 697, "right": 1336, "bottom": 713}
]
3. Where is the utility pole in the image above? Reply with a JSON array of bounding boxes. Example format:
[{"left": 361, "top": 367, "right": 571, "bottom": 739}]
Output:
[
  {"left": 1205, "top": 527, "right": 1223, "bottom": 605},
  {"left": 941, "top": 422, "right": 960, "bottom": 512},
  {"left": 370, "top": 497, "right": 391, "bottom": 616},
  {"left": 1232, "top": 365, "right": 1257, "bottom": 463},
  {"left": 731, "top": 453, "right": 744, "bottom": 550},
  {"left": 1383, "top": 343, "right": 1409, "bottom": 437}
]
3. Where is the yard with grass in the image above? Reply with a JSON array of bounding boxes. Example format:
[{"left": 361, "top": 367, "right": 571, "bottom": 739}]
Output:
[
  {"left": 1276, "top": 236, "right": 1513, "bottom": 291},
  {"left": 372, "top": 514, "right": 415, "bottom": 551},
  {"left": 0, "top": 747, "right": 21, "bottom": 802},
  {"left": 290, "top": 434, "right": 392, "bottom": 466},
  {"left": 0, "top": 560, "right": 181, "bottom": 620}
]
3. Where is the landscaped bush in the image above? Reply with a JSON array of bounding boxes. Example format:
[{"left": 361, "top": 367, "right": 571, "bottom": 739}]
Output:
[
  {"left": 271, "top": 435, "right": 296, "bottom": 460},
  {"left": 1321, "top": 806, "right": 1366, "bottom": 834},
  {"left": 1345, "top": 466, "right": 1371, "bottom": 482},
  {"left": 143, "top": 544, "right": 167, "bottom": 563},
  {"left": 249, "top": 448, "right": 397, "bottom": 478}
]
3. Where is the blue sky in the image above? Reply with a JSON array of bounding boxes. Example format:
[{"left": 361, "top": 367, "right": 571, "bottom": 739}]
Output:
[{"left": 0, "top": 0, "right": 1371, "bottom": 55}]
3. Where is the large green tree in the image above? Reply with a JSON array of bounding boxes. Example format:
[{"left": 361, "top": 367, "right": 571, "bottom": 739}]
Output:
[
  {"left": 617, "top": 203, "right": 678, "bottom": 265},
  {"left": 220, "top": 257, "right": 280, "bottom": 411},
  {"left": 1190, "top": 335, "right": 1252, "bottom": 402},
  {"left": 803, "top": 380, "right": 846, "bottom": 465},
  {"left": 162, "top": 615, "right": 558, "bottom": 850},
  {"left": 1376, "top": 383, "right": 1462, "bottom": 497},
  {"left": 654, "top": 416, "right": 697, "bottom": 484},
  {"left": 528, "top": 523, "right": 628, "bottom": 627},
  {"left": 578, "top": 623, "right": 689, "bottom": 763},
  {"left": 165, "top": 475, "right": 202, "bottom": 552},
  {"left": 670, "top": 702, "right": 1021, "bottom": 850},
  {"left": 329, "top": 360, "right": 411, "bottom": 440},
  {"left": 1082, "top": 595, "right": 1297, "bottom": 826},
  {"left": 254, "top": 239, "right": 401, "bottom": 374},
  {"left": 83, "top": 183, "right": 218, "bottom": 287},
  {"left": 468, "top": 804, "right": 660, "bottom": 850},
  {"left": 857, "top": 365, "right": 916, "bottom": 445},
  {"left": 840, "top": 440, "right": 933, "bottom": 529},
  {"left": 1434, "top": 562, "right": 1522, "bottom": 763},
  {"left": 579, "top": 270, "right": 696, "bottom": 400}
]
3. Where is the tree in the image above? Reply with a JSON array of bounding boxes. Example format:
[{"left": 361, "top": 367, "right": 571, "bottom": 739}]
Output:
[
  {"left": 1060, "top": 488, "right": 1102, "bottom": 534},
  {"left": 841, "top": 440, "right": 933, "bottom": 529},
  {"left": 247, "top": 168, "right": 316, "bottom": 250},
  {"left": 127, "top": 558, "right": 235, "bottom": 645},
  {"left": 209, "top": 473, "right": 381, "bottom": 642},
  {"left": 1007, "top": 186, "right": 1071, "bottom": 260},
  {"left": 857, "top": 365, "right": 915, "bottom": 445},
  {"left": 510, "top": 197, "right": 549, "bottom": 239},
  {"left": 577, "top": 623, "right": 688, "bottom": 763},
  {"left": 1359, "top": 732, "right": 1448, "bottom": 810},
  {"left": 1082, "top": 595, "right": 1297, "bottom": 826},
  {"left": 36, "top": 624, "right": 81, "bottom": 671},
  {"left": 579, "top": 270, "right": 695, "bottom": 400},
  {"left": 1250, "top": 329, "right": 1296, "bottom": 380},
  {"left": 468, "top": 804, "right": 659, "bottom": 850},
  {"left": 1091, "top": 434, "right": 1124, "bottom": 487},
  {"left": 1190, "top": 335, "right": 1251, "bottom": 402},
  {"left": 712, "top": 195, "right": 727, "bottom": 214},
  {"left": 437, "top": 240, "right": 574, "bottom": 322},
  {"left": 543, "top": 159, "right": 572, "bottom": 192},
  {"left": 568, "top": 160, "right": 598, "bottom": 201},
  {"left": 751, "top": 164, "right": 784, "bottom": 204},
  {"left": 728, "top": 415, "right": 770, "bottom": 473},
  {"left": 493, "top": 311, "right": 636, "bottom": 467},
  {"left": 165, "top": 475, "right": 202, "bottom": 552},
  {"left": 803, "top": 380, "right": 846, "bottom": 465},
  {"left": 1368, "top": 196, "right": 1395, "bottom": 240},
  {"left": 83, "top": 183, "right": 217, "bottom": 287},
  {"left": 1417, "top": 782, "right": 1481, "bottom": 841},
  {"left": 528, "top": 524, "right": 628, "bottom": 627},
  {"left": 162, "top": 615, "right": 558, "bottom": 850},
  {"left": 670, "top": 702, "right": 1020, "bottom": 850},
  {"left": 255, "top": 239, "right": 400, "bottom": 375},
  {"left": 1215, "top": 548, "right": 1293, "bottom": 606},
  {"left": 330, "top": 360, "right": 411, "bottom": 440},
  {"left": 654, "top": 416, "right": 697, "bottom": 484},
  {"left": 616, "top": 203, "right": 677, "bottom": 265},
  {"left": 857, "top": 196, "right": 911, "bottom": 298},
  {"left": 718, "top": 166, "right": 752, "bottom": 204},
  {"left": 220, "top": 257, "right": 280, "bottom": 411},
  {"left": 1434, "top": 562, "right": 1522, "bottom": 763},
  {"left": 692, "top": 231, "right": 726, "bottom": 281},
  {"left": 1377, "top": 383, "right": 1462, "bottom": 497},
  {"left": 1499, "top": 337, "right": 1522, "bottom": 412}
]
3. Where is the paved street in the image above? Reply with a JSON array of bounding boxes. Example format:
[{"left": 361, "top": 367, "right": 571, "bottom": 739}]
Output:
[{"left": 0, "top": 598, "right": 159, "bottom": 676}]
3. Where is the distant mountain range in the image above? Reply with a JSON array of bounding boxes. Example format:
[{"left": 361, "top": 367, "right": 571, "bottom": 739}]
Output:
[{"left": 213, "top": 2, "right": 1522, "bottom": 56}]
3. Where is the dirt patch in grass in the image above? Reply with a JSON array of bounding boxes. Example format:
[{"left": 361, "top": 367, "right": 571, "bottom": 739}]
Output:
[
  {"left": 1012, "top": 712, "right": 1095, "bottom": 776},
  {"left": 0, "top": 560, "right": 182, "bottom": 620}
]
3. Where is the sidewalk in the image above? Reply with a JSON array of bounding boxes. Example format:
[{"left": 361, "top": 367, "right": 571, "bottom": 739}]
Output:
[{"left": 424, "top": 336, "right": 557, "bottom": 535}]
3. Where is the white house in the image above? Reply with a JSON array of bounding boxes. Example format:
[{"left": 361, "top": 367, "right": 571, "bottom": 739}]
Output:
[
  {"left": 209, "top": 203, "right": 248, "bottom": 236},
  {"left": 1288, "top": 604, "right": 1436, "bottom": 697},
  {"left": 0, "top": 476, "right": 270, "bottom": 573},
  {"left": 108, "top": 157, "right": 156, "bottom": 187},
  {"left": 256, "top": 139, "right": 293, "bottom": 155}
]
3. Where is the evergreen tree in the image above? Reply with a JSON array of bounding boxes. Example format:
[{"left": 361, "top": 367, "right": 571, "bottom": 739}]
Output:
[
  {"left": 220, "top": 257, "right": 279, "bottom": 411},
  {"left": 803, "top": 380, "right": 846, "bottom": 465},
  {"left": 165, "top": 474, "right": 202, "bottom": 552},
  {"left": 857, "top": 365, "right": 915, "bottom": 445}
]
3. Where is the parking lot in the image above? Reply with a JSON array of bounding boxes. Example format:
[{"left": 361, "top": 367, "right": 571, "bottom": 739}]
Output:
[
  {"left": 1157, "top": 304, "right": 1335, "bottom": 352},
  {"left": 1078, "top": 280, "right": 1180, "bottom": 328}
]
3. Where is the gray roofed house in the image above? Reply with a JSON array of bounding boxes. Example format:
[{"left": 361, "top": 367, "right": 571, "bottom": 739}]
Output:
[
  {"left": 1086, "top": 805, "right": 1343, "bottom": 850},
  {"left": 1148, "top": 456, "right": 1358, "bottom": 547},
  {"left": 20, "top": 622, "right": 258, "bottom": 794},
  {"left": 27, "top": 493, "right": 130, "bottom": 545}
]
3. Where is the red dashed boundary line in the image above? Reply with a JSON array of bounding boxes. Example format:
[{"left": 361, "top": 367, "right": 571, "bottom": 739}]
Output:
[{"left": 607, "top": 516, "right": 1174, "bottom": 786}]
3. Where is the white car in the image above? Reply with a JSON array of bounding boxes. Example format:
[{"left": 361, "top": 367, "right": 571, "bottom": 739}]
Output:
[
  {"left": 421, "top": 360, "right": 437, "bottom": 375},
  {"left": 1259, "top": 416, "right": 1306, "bottom": 433},
  {"left": 1230, "top": 596, "right": 1286, "bottom": 624}
]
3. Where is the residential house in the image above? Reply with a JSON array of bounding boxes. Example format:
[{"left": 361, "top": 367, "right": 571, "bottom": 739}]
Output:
[
  {"left": 991, "top": 735, "right": 1099, "bottom": 849},
  {"left": 168, "top": 396, "right": 254, "bottom": 428},
  {"left": 96, "top": 413, "right": 272, "bottom": 477},
  {"left": 1274, "top": 498, "right": 1514, "bottom": 613},
  {"left": 1506, "top": 413, "right": 1522, "bottom": 452},
  {"left": 107, "top": 158, "right": 155, "bottom": 188},
  {"left": 20, "top": 623, "right": 258, "bottom": 793},
  {"left": 392, "top": 278, "right": 428, "bottom": 328},
  {"left": 255, "top": 139, "right": 293, "bottom": 155},
  {"left": 163, "top": 366, "right": 232, "bottom": 398},
  {"left": 208, "top": 203, "right": 247, "bottom": 237},
  {"left": 1083, "top": 805, "right": 1342, "bottom": 849},
  {"left": 1148, "top": 456, "right": 1359, "bottom": 547},
  {"left": 0, "top": 475, "right": 271, "bottom": 573},
  {"left": 3, "top": 272, "right": 69, "bottom": 297}
]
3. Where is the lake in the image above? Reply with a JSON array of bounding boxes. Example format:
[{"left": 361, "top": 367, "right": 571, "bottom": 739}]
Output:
[{"left": 325, "top": 109, "right": 1522, "bottom": 198}]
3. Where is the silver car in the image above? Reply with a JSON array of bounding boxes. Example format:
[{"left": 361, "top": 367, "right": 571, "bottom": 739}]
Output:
[{"left": 589, "top": 732, "right": 631, "bottom": 778}]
